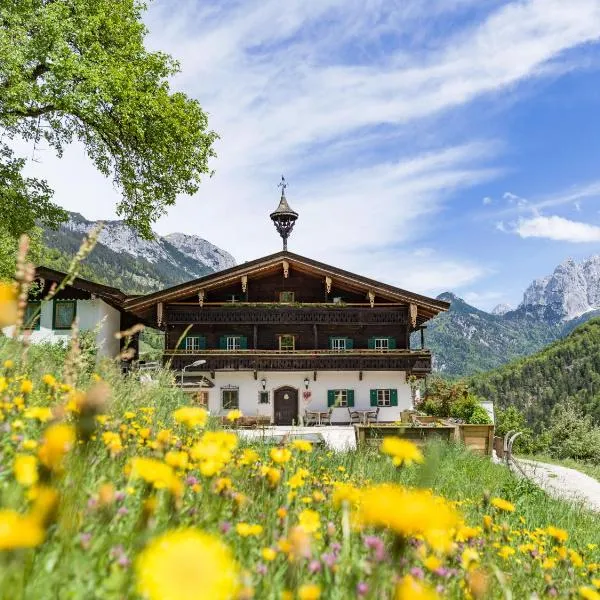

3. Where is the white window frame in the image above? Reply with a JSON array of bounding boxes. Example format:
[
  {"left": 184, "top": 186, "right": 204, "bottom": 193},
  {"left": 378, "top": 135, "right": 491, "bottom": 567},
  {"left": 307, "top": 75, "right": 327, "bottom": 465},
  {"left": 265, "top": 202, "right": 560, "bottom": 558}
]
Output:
[
  {"left": 193, "top": 391, "right": 209, "bottom": 407},
  {"left": 185, "top": 336, "right": 202, "bottom": 352},
  {"left": 278, "top": 334, "right": 295, "bottom": 351},
  {"left": 279, "top": 291, "right": 295, "bottom": 303},
  {"left": 333, "top": 389, "right": 348, "bottom": 407},
  {"left": 222, "top": 388, "right": 239, "bottom": 410},
  {"left": 226, "top": 336, "right": 241, "bottom": 351},
  {"left": 331, "top": 337, "right": 347, "bottom": 351},
  {"left": 377, "top": 389, "right": 391, "bottom": 407},
  {"left": 374, "top": 338, "right": 389, "bottom": 350}
]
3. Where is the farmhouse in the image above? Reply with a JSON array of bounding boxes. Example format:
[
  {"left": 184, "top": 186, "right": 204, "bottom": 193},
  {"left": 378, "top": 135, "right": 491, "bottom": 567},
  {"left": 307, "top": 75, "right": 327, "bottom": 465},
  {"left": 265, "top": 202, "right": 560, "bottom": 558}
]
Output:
[
  {"left": 16, "top": 185, "right": 448, "bottom": 424},
  {"left": 122, "top": 185, "right": 449, "bottom": 424}
]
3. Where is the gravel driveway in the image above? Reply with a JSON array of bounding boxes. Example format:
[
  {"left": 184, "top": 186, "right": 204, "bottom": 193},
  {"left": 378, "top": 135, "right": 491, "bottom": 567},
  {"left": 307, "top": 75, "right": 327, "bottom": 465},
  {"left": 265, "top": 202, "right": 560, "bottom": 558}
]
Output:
[{"left": 517, "top": 458, "right": 600, "bottom": 512}]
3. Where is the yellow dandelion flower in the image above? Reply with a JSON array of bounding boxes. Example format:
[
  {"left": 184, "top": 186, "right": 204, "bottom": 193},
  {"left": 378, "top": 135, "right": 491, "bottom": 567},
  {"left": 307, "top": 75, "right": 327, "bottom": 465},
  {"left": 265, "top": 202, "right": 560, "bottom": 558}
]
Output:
[
  {"left": 173, "top": 407, "right": 208, "bottom": 429},
  {"left": 136, "top": 529, "right": 238, "bottom": 600},
  {"left": 0, "top": 509, "right": 45, "bottom": 550},
  {"left": 461, "top": 548, "right": 480, "bottom": 571},
  {"left": 24, "top": 406, "right": 53, "bottom": 423},
  {"left": 38, "top": 423, "right": 75, "bottom": 472},
  {"left": 235, "top": 523, "right": 263, "bottom": 537},
  {"left": 546, "top": 526, "right": 568, "bottom": 544},
  {"left": 570, "top": 550, "right": 584, "bottom": 568},
  {"left": 3, "top": 359, "right": 14, "bottom": 370},
  {"left": 380, "top": 437, "right": 424, "bottom": 467},
  {"left": 127, "top": 458, "right": 182, "bottom": 496},
  {"left": 498, "top": 546, "right": 516, "bottom": 560},
  {"left": 579, "top": 588, "right": 600, "bottom": 600},
  {"left": 41, "top": 374, "right": 57, "bottom": 388},
  {"left": 490, "top": 498, "right": 515, "bottom": 513},
  {"left": 262, "top": 547, "right": 277, "bottom": 561},
  {"left": 13, "top": 454, "right": 38, "bottom": 487},
  {"left": 298, "top": 509, "right": 320, "bottom": 534},
  {"left": 29, "top": 485, "right": 60, "bottom": 527},
  {"left": 332, "top": 482, "right": 361, "bottom": 508},
  {"left": 291, "top": 439, "right": 313, "bottom": 452},
  {"left": 542, "top": 558, "right": 557, "bottom": 570},
  {"left": 165, "top": 451, "right": 189, "bottom": 470},
  {"left": 395, "top": 575, "right": 439, "bottom": 600},
  {"left": 0, "top": 283, "right": 18, "bottom": 328},
  {"left": 20, "top": 380, "right": 33, "bottom": 394},
  {"left": 270, "top": 447, "right": 292, "bottom": 464},
  {"left": 592, "top": 578, "right": 600, "bottom": 588},
  {"left": 359, "top": 485, "right": 459, "bottom": 551},
  {"left": 298, "top": 583, "right": 321, "bottom": 600},
  {"left": 225, "top": 409, "right": 243, "bottom": 422},
  {"left": 423, "top": 555, "right": 442, "bottom": 572},
  {"left": 238, "top": 448, "right": 259, "bottom": 466}
]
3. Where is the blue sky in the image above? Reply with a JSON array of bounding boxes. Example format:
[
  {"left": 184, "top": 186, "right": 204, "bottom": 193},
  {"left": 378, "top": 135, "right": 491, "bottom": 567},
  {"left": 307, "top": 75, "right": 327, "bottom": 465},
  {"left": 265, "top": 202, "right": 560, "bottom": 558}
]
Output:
[{"left": 20, "top": 0, "right": 600, "bottom": 310}]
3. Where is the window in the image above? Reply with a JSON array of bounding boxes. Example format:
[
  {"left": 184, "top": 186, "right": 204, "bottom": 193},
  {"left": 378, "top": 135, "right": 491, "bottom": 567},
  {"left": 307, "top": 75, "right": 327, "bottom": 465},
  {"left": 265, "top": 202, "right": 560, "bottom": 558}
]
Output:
[
  {"left": 258, "top": 391, "right": 270, "bottom": 404},
  {"left": 278, "top": 334, "right": 295, "bottom": 351},
  {"left": 53, "top": 300, "right": 76, "bottom": 330},
  {"left": 377, "top": 389, "right": 391, "bottom": 406},
  {"left": 374, "top": 338, "right": 389, "bottom": 350},
  {"left": 327, "top": 389, "right": 354, "bottom": 407},
  {"left": 222, "top": 389, "right": 239, "bottom": 410},
  {"left": 24, "top": 302, "right": 41, "bottom": 330},
  {"left": 184, "top": 336, "right": 204, "bottom": 352},
  {"left": 279, "top": 291, "right": 295, "bottom": 303},
  {"left": 330, "top": 337, "right": 347, "bottom": 351},
  {"left": 193, "top": 391, "right": 209, "bottom": 407},
  {"left": 226, "top": 336, "right": 241, "bottom": 351}
]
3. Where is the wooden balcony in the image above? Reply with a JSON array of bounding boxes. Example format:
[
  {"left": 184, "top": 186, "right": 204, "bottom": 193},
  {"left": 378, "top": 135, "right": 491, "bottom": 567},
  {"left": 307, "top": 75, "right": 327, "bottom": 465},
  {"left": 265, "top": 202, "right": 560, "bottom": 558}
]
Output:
[
  {"left": 165, "top": 305, "right": 408, "bottom": 325},
  {"left": 165, "top": 349, "right": 431, "bottom": 374}
]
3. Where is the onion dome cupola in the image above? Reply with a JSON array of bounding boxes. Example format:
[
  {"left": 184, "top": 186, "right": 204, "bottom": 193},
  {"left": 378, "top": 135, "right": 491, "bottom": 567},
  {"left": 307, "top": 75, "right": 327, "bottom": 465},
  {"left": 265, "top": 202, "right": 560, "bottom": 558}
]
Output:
[{"left": 270, "top": 176, "right": 298, "bottom": 251}]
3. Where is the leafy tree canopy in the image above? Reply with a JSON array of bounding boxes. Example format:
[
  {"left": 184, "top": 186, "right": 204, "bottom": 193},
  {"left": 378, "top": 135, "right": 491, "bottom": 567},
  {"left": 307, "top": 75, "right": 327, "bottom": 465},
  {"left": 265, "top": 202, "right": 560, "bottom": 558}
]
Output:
[{"left": 0, "top": 0, "right": 217, "bottom": 242}]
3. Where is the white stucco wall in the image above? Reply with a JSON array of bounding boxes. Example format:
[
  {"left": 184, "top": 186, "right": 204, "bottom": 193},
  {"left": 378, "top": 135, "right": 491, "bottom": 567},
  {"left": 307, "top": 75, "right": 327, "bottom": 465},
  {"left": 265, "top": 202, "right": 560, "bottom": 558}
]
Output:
[
  {"left": 195, "top": 370, "right": 412, "bottom": 423},
  {"left": 4, "top": 299, "right": 121, "bottom": 358}
]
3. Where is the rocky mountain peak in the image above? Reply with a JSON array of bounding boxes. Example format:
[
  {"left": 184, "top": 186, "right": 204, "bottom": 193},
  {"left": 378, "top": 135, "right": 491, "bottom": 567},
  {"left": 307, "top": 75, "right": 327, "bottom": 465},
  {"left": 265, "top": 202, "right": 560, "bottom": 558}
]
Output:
[
  {"left": 518, "top": 254, "right": 600, "bottom": 323},
  {"left": 164, "top": 233, "right": 236, "bottom": 273},
  {"left": 491, "top": 303, "right": 512, "bottom": 315}
]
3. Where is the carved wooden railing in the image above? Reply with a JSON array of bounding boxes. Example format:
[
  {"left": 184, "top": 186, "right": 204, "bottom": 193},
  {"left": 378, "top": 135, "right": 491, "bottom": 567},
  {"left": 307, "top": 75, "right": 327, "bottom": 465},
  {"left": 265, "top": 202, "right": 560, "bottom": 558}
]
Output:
[
  {"left": 165, "top": 349, "right": 432, "bottom": 373},
  {"left": 165, "top": 305, "right": 408, "bottom": 325}
]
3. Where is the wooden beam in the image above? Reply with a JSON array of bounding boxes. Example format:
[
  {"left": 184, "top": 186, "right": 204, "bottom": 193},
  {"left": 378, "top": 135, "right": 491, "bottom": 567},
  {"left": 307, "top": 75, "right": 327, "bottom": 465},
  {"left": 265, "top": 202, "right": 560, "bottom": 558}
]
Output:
[
  {"left": 198, "top": 290, "right": 204, "bottom": 308},
  {"left": 325, "top": 276, "right": 332, "bottom": 294},
  {"left": 410, "top": 303, "right": 418, "bottom": 328},
  {"left": 313, "top": 324, "right": 318, "bottom": 349},
  {"left": 241, "top": 275, "right": 248, "bottom": 293},
  {"left": 253, "top": 370, "right": 257, "bottom": 380},
  {"left": 157, "top": 302, "right": 164, "bottom": 327},
  {"left": 282, "top": 260, "right": 289, "bottom": 278},
  {"left": 253, "top": 324, "right": 258, "bottom": 349},
  {"left": 359, "top": 370, "right": 363, "bottom": 381},
  {"left": 368, "top": 291, "right": 375, "bottom": 308},
  {"left": 313, "top": 370, "right": 317, "bottom": 381},
  {"left": 420, "top": 327, "right": 425, "bottom": 349}
]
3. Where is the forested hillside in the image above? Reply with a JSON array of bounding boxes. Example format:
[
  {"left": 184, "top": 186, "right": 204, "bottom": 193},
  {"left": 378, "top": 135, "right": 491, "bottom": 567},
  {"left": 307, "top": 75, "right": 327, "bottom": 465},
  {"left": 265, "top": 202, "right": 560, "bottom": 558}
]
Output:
[{"left": 470, "top": 318, "right": 600, "bottom": 427}]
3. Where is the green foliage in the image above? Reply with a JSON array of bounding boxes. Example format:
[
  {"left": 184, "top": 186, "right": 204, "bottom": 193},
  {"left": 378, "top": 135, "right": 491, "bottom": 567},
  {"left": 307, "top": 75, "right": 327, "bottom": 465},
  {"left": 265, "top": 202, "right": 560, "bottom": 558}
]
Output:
[
  {"left": 0, "top": 0, "right": 217, "bottom": 242},
  {"left": 418, "top": 376, "right": 488, "bottom": 422},
  {"left": 470, "top": 317, "right": 600, "bottom": 428}
]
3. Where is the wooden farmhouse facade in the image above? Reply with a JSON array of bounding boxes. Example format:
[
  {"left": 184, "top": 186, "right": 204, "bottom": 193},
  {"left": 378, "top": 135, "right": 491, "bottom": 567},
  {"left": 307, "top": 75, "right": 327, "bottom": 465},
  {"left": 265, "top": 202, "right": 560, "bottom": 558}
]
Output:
[{"left": 123, "top": 250, "right": 449, "bottom": 424}]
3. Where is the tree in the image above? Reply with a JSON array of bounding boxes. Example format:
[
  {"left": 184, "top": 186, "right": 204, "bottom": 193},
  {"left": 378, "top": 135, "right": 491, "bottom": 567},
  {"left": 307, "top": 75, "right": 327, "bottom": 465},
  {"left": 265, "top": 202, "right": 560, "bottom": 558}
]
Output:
[{"left": 0, "top": 0, "right": 218, "bottom": 253}]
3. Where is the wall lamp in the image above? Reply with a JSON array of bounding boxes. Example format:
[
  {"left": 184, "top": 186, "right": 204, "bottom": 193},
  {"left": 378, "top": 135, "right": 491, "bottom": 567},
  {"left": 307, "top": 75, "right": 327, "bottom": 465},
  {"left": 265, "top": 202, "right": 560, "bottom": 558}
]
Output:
[
  {"left": 304, "top": 377, "right": 310, "bottom": 390},
  {"left": 260, "top": 377, "right": 267, "bottom": 390}
]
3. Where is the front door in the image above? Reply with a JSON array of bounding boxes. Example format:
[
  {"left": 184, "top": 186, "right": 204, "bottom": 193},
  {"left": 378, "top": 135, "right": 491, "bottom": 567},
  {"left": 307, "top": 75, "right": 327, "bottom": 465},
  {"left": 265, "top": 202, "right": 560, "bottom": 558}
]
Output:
[{"left": 274, "top": 386, "right": 299, "bottom": 425}]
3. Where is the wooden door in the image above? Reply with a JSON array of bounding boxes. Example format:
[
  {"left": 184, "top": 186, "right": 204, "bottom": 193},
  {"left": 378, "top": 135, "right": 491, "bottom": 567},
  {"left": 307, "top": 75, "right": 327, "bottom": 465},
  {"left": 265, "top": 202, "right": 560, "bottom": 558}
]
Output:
[{"left": 274, "top": 386, "right": 298, "bottom": 425}]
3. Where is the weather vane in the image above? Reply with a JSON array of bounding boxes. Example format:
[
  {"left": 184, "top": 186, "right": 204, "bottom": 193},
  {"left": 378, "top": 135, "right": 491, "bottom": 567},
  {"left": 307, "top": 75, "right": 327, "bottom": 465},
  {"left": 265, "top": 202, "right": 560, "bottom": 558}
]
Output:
[{"left": 278, "top": 175, "right": 287, "bottom": 193}]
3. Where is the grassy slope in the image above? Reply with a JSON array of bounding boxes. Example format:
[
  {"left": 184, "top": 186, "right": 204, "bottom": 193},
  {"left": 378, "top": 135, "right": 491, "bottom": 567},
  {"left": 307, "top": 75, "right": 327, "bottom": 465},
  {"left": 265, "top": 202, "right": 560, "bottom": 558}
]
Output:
[{"left": 1, "top": 338, "right": 599, "bottom": 599}]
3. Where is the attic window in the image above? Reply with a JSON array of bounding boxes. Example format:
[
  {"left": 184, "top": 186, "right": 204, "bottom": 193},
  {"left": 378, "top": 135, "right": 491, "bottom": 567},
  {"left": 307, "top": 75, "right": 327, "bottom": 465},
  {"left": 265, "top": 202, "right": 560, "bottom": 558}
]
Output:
[{"left": 279, "top": 291, "right": 295, "bottom": 303}]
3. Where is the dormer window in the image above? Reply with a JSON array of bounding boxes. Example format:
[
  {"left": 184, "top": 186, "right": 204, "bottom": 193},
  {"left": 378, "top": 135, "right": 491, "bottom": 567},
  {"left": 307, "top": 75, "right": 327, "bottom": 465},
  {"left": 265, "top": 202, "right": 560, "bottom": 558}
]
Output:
[{"left": 279, "top": 291, "right": 295, "bottom": 303}]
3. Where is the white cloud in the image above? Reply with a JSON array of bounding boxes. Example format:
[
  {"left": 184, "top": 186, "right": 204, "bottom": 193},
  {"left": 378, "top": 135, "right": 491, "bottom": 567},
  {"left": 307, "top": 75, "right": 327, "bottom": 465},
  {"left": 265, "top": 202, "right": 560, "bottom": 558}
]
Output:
[
  {"left": 514, "top": 215, "right": 600, "bottom": 242},
  {"left": 482, "top": 196, "right": 493, "bottom": 205},
  {"left": 13, "top": 0, "right": 600, "bottom": 293}
]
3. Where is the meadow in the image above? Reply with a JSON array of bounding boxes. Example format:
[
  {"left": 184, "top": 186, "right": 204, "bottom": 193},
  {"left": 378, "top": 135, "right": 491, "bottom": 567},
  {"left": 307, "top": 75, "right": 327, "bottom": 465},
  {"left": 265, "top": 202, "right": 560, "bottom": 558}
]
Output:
[{"left": 1, "top": 300, "right": 600, "bottom": 598}]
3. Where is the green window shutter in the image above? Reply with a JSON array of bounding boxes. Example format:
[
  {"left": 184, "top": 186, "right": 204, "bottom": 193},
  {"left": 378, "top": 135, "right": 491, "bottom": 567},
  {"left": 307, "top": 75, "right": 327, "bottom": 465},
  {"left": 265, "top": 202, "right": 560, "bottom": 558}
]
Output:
[
  {"left": 219, "top": 336, "right": 227, "bottom": 350},
  {"left": 346, "top": 338, "right": 353, "bottom": 350},
  {"left": 370, "top": 389, "right": 378, "bottom": 406},
  {"left": 347, "top": 390, "right": 355, "bottom": 407},
  {"left": 327, "top": 390, "right": 335, "bottom": 407},
  {"left": 177, "top": 336, "right": 186, "bottom": 350},
  {"left": 368, "top": 337, "right": 375, "bottom": 350},
  {"left": 199, "top": 336, "right": 207, "bottom": 350},
  {"left": 390, "top": 389, "right": 398, "bottom": 406},
  {"left": 388, "top": 337, "right": 397, "bottom": 349},
  {"left": 240, "top": 336, "right": 248, "bottom": 349},
  {"left": 328, "top": 336, "right": 334, "bottom": 349}
]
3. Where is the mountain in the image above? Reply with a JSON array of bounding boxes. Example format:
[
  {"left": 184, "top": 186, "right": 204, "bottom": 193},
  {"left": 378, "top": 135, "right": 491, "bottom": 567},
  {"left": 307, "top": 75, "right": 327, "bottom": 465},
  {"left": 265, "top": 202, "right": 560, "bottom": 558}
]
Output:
[
  {"left": 470, "top": 317, "right": 600, "bottom": 427},
  {"left": 510, "top": 256, "right": 600, "bottom": 323},
  {"left": 421, "top": 293, "right": 560, "bottom": 377},
  {"left": 425, "top": 255, "right": 600, "bottom": 378},
  {"left": 41, "top": 212, "right": 235, "bottom": 294}
]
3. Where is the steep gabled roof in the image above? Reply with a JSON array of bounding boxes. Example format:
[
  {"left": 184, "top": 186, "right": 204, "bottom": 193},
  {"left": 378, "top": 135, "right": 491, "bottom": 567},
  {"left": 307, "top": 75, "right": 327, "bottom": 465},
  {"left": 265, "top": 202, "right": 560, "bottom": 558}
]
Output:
[
  {"left": 124, "top": 251, "right": 449, "bottom": 322},
  {"left": 35, "top": 266, "right": 129, "bottom": 308}
]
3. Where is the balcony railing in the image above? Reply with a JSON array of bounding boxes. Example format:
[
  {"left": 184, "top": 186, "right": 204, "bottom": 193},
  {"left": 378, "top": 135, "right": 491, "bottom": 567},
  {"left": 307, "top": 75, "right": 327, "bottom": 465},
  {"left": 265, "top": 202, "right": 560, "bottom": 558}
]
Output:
[
  {"left": 165, "top": 305, "right": 408, "bottom": 325},
  {"left": 164, "top": 349, "right": 432, "bottom": 374}
]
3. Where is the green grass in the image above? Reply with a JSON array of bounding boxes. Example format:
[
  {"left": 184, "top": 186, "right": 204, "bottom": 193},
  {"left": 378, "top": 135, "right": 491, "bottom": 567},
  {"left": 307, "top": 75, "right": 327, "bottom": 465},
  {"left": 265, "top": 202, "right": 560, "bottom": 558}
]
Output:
[{"left": 1, "top": 336, "right": 599, "bottom": 599}]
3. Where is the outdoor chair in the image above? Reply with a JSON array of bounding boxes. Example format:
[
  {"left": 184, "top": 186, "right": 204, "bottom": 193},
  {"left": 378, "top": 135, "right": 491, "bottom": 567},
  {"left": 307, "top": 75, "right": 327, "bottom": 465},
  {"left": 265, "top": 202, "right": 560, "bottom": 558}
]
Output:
[
  {"left": 304, "top": 410, "right": 319, "bottom": 426},
  {"left": 320, "top": 407, "right": 333, "bottom": 426},
  {"left": 365, "top": 407, "right": 380, "bottom": 424},
  {"left": 348, "top": 408, "right": 361, "bottom": 424}
]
